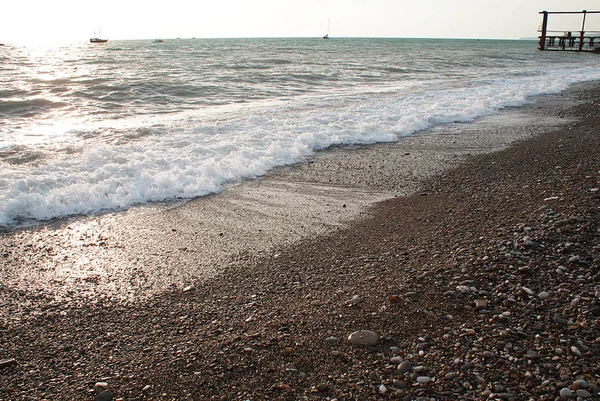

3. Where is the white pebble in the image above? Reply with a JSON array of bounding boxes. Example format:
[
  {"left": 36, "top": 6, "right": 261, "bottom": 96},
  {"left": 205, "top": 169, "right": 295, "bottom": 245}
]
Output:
[
  {"left": 347, "top": 330, "right": 379, "bottom": 346},
  {"left": 345, "top": 295, "right": 361, "bottom": 307}
]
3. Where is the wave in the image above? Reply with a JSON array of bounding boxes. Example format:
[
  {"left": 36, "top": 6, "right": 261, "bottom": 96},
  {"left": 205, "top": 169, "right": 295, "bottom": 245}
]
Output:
[
  {"left": 0, "top": 97, "right": 65, "bottom": 117},
  {"left": 0, "top": 145, "right": 45, "bottom": 165},
  {"left": 1, "top": 67, "right": 599, "bottom": 227}
]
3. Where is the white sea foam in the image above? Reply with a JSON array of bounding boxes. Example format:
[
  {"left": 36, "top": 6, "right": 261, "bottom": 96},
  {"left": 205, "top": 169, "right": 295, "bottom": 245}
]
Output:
[{"left": 1, "top": 42, "right": 600, "bottom": 227}]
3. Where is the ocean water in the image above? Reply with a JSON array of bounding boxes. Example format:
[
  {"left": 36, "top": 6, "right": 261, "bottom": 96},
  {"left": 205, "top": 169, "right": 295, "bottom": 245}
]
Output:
[{"left": 1, "top": 37, "right": 599, "bottom": 228}]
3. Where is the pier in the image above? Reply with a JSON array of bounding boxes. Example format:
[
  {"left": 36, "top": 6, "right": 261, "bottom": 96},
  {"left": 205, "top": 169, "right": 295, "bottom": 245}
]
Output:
[{"left": 538, "top": 10, "right": 600, "bottom": 52}]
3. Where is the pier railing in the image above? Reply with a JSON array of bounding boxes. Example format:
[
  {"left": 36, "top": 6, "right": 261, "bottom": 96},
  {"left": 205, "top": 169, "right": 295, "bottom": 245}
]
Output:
[{"left": 538, "top": 10, "right": 600, "bottom": 52}]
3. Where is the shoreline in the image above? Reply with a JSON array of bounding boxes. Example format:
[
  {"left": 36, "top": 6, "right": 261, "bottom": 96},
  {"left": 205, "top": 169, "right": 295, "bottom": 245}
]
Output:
[
  {"left": 0, "top": 87, "right": 579, "bottom": 304},
  {"left": 1, "top": 83, "right": 599, "bottom": 400}
]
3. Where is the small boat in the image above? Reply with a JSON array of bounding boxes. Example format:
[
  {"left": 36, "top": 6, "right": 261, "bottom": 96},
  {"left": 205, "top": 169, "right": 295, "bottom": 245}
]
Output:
[
  {"left": 90, "top": 29, "right": 108, "bottom": 43},
  {"left": 323, "top": 18, "right": 331, "bottom": 39},
  {"left": 153, "top": 39, "right": 164, "bottom": 43}
]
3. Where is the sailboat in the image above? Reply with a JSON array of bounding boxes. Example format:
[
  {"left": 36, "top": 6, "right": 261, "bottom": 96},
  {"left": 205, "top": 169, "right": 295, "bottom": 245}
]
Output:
[
  {"left": 323, "top": 18, "right": 330, "bottom": 39},
  {"left": 90, "top": 29, "right": 108, "bottom": 43}
]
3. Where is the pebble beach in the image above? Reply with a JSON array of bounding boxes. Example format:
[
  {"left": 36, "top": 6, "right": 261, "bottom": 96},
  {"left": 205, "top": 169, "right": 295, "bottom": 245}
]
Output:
[{"left": 1, "top": 83, "right": 599, "bottom": 400}]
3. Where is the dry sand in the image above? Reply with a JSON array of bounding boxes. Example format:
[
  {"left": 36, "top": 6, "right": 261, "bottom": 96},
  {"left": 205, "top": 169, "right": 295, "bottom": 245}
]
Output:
[{"left": 0, "top": 83, "right": 598, "bottom": 400}]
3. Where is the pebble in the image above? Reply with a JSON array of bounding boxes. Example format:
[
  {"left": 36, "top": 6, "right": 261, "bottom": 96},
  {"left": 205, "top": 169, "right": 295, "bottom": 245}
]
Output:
[
  {"left": 347, "top": 330, "right": 379, "bottom": 346},
  {"left": 390, "top": 356, "right": 403, "bottom": 364},
  {"left": 576, "top": 389, "right": 592, "bottom": 398},
  {"left": 538, "top": 291, "right": 550, "bottom": 299},
  {"left": 393, "top": 379, "right": 406, "bottom": 388},
  {"left": 95, "top": 390, "right": 113, "bottom": 401},
  {"left": 397, "top": 360, "right": 412, "bottom": 374},
  {"left": 325, "top": 336, "right": 341, "bottom": 343},
  {"left": 94, "top": 382, "right": 110, "bottom": 393},
  {"left": 521, "top": 286, "right": 534, "bottom": 295},
  {"left": 416, "top": 376, "right": 432, "bottom": 384},
  {"left": 0, "top": 359, "right": 17, "bottom": 369},
  {"left": 345, "top": 295, "right": 361, "bottom": 307},
  {"left": 559, "top": 387, "right": 572, "bottom": 397},
  {"left": 474, "top": 299, "right": 488, "bottom": 310}
]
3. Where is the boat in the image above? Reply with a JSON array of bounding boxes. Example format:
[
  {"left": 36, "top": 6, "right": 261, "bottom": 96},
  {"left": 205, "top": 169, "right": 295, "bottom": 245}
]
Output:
[
  {"left": 90, "top": 29, "right": 108, "bottom": 43},
  {"left": 323, "top": 18, "right": 330, "bottom": 39},
  {"left": 153, "top": 39, "right": 164, "bottom": 43}
]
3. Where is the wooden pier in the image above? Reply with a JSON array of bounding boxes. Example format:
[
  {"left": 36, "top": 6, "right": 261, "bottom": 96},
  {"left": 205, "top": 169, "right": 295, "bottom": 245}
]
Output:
[{"left": 538, "top": 10, "right": 600, "bottom": 52}]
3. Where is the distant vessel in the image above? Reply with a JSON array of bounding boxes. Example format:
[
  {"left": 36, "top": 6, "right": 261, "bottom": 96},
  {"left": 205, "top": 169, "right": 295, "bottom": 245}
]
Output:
[
  {"left": 153, "top": 39, "right": 164, "bottom": 43},
  {"left": 323, "top": 18, "right": 331, "bottom": 39},
  {"left": 90, "top": 29, "right": 108, "bottom": 43}
]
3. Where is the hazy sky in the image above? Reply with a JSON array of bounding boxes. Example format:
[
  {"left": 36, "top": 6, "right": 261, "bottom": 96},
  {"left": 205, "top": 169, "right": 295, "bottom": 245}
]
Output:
[{"left": 2, "top": 0, "right": 599, "bottom": 43}]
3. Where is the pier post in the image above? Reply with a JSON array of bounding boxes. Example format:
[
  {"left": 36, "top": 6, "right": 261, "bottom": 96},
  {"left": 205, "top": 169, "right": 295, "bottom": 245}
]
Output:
[
  {"left": 539, "top": 11, "right": 548, "bottom": 50},
  {"left": 579, "top": 10, "right": 587, "bottom": 51}
]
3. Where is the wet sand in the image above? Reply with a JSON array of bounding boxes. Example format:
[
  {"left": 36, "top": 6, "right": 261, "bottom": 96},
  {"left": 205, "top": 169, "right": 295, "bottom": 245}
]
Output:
[
  {"left": 0, "top": 83, "right": 599, "bottom": 400},
  {"left": 0, "top": 92, "right": 575, "bottom": 305}
]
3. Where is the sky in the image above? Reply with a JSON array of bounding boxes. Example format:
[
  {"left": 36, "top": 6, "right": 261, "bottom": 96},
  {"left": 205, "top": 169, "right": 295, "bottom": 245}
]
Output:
[{"left": 1, "top": 0, "right": 599, "bottom": 44}]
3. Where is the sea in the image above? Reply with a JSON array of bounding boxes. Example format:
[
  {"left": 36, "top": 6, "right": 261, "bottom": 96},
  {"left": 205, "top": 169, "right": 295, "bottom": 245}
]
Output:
[{"left": 1, "top": 37, "right": 599, "bottom": 229}]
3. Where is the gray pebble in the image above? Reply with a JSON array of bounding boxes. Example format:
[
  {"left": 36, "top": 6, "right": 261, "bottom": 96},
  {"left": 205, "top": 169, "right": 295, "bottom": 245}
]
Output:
[
  {"left": 559, "top": 387, "right": 572, "bottom": 397},
  {"left": 347, "top": 330, "right": 379, "bottom": 346},
  {"left": 576, "top": 389, "right": 591, "bottom": 398}
]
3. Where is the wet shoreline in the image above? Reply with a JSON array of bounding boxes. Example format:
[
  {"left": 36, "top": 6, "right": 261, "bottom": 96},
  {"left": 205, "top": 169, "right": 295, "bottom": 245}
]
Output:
[{"left": 0, "top": 88, "right": 579, "bottom": 304}]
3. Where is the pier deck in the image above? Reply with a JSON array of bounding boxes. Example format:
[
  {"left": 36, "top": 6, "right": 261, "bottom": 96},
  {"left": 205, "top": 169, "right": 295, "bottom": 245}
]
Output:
[{"left": 538, "top": 10, "right": 600, "bottom": 52}]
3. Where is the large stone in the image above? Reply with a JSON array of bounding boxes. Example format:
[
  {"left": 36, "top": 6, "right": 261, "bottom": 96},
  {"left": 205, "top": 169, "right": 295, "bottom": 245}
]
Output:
[
  {"left": 95, "top": 390, "right": 113, "bottom": 401},
  {"left": 0, "top": 359, "right": 17, "bottom": 370},
  {"left": 347, "top": 330, "right": 379, "bottom": 346},
  {"left": 397, "top": 360, "right": 413, "bottom": 374},
  {"left": 94, "top": 382, "right": 110, "bottom": 393}
]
